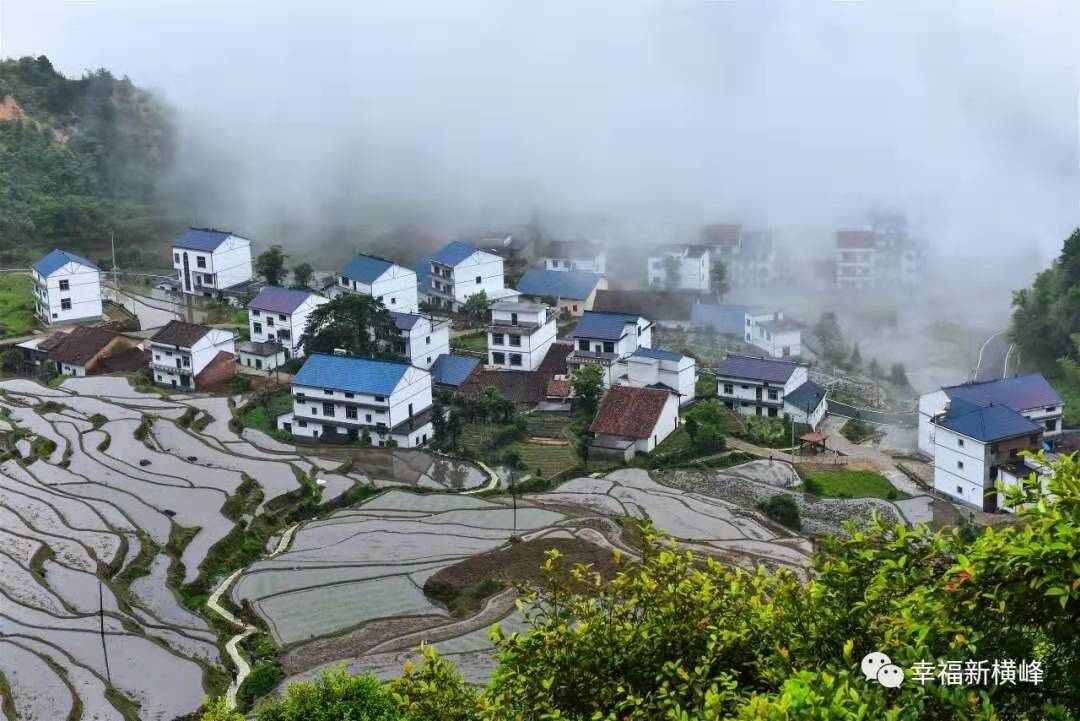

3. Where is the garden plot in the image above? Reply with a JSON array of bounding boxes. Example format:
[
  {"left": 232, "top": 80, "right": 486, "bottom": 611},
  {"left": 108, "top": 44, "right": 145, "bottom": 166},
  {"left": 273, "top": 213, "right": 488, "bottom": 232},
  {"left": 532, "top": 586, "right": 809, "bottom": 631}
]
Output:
[{"left": 234, "top": 491, "right": 567, "bottom": 646}]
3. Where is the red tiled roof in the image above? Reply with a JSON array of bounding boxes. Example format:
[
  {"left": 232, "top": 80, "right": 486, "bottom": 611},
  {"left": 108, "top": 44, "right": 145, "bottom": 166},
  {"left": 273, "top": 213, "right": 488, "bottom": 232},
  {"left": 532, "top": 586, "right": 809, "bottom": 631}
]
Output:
[
  {"left": 48, "top": 327, "right": 120, "bottom": 365},
  {"left": 461, "top": 370, "right": 552, "bottom": 405},
  {"left": 537, "top": 342, "right": 572, "bottom": 375},
  {"left": 590, "top": 386, "right": 671, "bottom": 439},
  {"left": 546, "top": 378, "right": 571, "bottom": 399}
]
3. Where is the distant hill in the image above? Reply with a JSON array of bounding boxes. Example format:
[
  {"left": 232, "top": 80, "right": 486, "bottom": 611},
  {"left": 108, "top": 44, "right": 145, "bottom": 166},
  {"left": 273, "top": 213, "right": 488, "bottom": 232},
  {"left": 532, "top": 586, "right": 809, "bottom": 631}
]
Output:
[{"left": 0, "top": 55, "right": 177, "bottom": 268}]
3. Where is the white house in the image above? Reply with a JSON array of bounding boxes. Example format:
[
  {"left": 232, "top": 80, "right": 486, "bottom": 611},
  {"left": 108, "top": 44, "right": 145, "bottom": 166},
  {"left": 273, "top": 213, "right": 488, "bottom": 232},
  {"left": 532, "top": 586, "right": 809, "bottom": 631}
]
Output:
[
  {"left": 486, "top": 301, "right": 557, "bottom": 371},
  {"left": 715, "top": 355, "right": 825, "bottom": 424},
  {"left": 620, "top": 347, "right": 696, "bottom": 407},
  {"left": 31, "top": 249, "right": 103, "bottom": 325},
  {"left": 237, "top": 341, "right": 286, "bottom": 372},
  {"left": 425, "top": 241, "right": 519, "bottom": 311},
  {"left": 335, "top": 254, "right": 419, "bottom": 313},
  {"left": 171, "top": 227, "right": 254, "bottom": 298},
  {"left": 726, "top": 230, "right": 777, "bottom": 287},
  {"left": 648, "top": 244, "right": 711, "bottom": 292},
  {"left": 277, "top": 353, "right": 434, "bottom": 448},
  {"left": 247, "top": 286, "right": 328, "bottom": 365},
  {"left": 46, "top": 326, "right": 144, "bottom": 377},
  {"left": 149, "top": 321, "right": 236, "bottom": 390},
  {"left": 392, "top": 312, "right": 450, "bottom": 370},
  {"left": 748, "top": 310, "right": 803, "bottom": 358},
  {"left": 568, "top": 311, "right": 653, "bottom": 387},
  {"left": 917, "top": 374, "right": 1064, "bottom": 457},
  {"left": 835, "top": 218, "right": 925, "bottom": 290},
  {"left": 541, "top": 240, "right": 607, "bottom": 274},
  {"left": 929, "top": 399, "right": 1044, "bottom": 512},
  {"left": 783, "top": 379, "right": 827, "bottom": 428},
  {"left": 589, "top": 386, "right": 680, "bottom": 462}
]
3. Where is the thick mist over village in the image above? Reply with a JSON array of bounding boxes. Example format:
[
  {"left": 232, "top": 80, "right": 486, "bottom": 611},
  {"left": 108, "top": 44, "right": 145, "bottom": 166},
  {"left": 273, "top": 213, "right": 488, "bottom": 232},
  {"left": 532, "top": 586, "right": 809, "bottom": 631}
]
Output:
[{"left": 4, "top": 0, "right": 1079, "bottom": 279}]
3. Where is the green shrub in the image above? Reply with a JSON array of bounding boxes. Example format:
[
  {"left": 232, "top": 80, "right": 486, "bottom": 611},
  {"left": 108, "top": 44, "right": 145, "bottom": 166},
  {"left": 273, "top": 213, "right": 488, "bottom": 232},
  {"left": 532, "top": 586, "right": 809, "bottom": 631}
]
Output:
[
  {"left": 756, "top": 493, "right": 802, "bottom": 530},
  {"left": 251, "top": 665, "right": 407, "bottom": 721},
  {"left": 236, "top": 660, "right": 283, "bottom": 711}
]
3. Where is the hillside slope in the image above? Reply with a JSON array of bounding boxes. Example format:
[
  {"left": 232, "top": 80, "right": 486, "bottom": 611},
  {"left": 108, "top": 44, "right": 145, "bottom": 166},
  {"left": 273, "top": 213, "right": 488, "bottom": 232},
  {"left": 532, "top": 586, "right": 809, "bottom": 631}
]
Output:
[{"left": 0, "top": 55, "right": 177, "bottom": 267}]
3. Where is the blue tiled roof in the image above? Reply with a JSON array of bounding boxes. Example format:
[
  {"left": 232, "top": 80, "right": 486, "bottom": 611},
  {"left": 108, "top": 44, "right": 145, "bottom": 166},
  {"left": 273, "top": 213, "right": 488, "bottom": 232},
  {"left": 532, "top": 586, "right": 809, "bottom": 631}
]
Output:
[
  {"left": 785, "top": 380, "right": 826, "bottom": 413},
  {"left": 939, "top": 402, "right": 1041, "bottom": 443},
  {"left": 431, "top": 354, "right": 480, "bottom": 387},
  {"left": 516, "top": 269, "right": 601, "bottom": 301},
  {"left": 173, "top": 227, "right": 236, "bottom": 252},
  {"left": 690, "top": 303, "right": 750, "bottom": 335},
  {"left": 293, "top": 353, "right": 410, "bottom": 396},
  {"left": 248, "top": 286, "right": 315, "bottom": 314},
  {"left": 32, "top": 249, "right": 98, "bottom": 276},
  {"left": 633, "top": 347, "right": 683, "bottom": 363},
  {"left": 716, "top": 355, "right": 799, "bottom": 383},
  {"left": 943, "top": 374, "right": 1062, "bottom": 413},
  {"left": 431, "top": 241, "right": 480, "bottom": 267},
  {"left": 572, "top": 311, "right": 643, "bottom": 341},
  {"left": 340, "top": 254, "right": 394, "bottom": 284},
  {"left": 392, "top": 312, "right": 422, "bottom": 331}
]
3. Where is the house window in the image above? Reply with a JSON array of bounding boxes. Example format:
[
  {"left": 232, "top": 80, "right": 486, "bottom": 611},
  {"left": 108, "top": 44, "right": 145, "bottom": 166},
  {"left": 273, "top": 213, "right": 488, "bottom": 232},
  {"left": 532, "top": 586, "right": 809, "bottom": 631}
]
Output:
[
  {"left": 1045, "top": 406, "right": 1056, "bottom": 412},
  {"left": 298, "top": 420, "right": 308, "bottom": 428},
  {"left": 182, "top": 356, "right": 190, "bottom": 367},
  {"left": 957, "top": 438, "right": 964, "bottom": 448},
  {"left": 578, "top": 339, "right": 589, "bottom": 351},
  {"left": 476, "top": 276, "right": 482, "bottom": 284},
  {"left": 173, "top": 253, "right": 180, "bottom": 263},
  {"left": 61, "top": 298, "right": 71, "bottom": 310},
  {"left": 324, "top": 389, "right": 333, "bottom": 395},
  {"left": 767, "top": 389, "right": 779, "bottom": 401},
  {"left": 492, "top": 333, "right": 504, "bottom": 345},
  {"left": 375, "top": 396, "right": 385, "bottom": 403},
  {"left": 344, "top": 392, "right": 354, "bottom": 399},
  {"left": 255, "top": 359, "right": 263, "bottom": 370},
  {"left": 510, "top": 353, "right": 522, "bottom": 367},
  {"left": 295, "top": 393, "right": 306, "bottom": 403},
  {"left": 365, "top": 413, "right": 373, "bottom": 423},
  {"left": 723, "top": 383, "right": 733, "bottom": 394},
  {"left": 426, "top": 336, "right": 431, "bottom": 345},
  {"left": 1046, "top": 419, "right": 1058, "bottom": 432},
  {"left": 253, "top": 322, "right": 262, "bottom": 334},
  {"left": 768, "top": 407, "right": 778, "bottom": 417},
  {"left": 390, "top": 297, "right": 396, "bottom": 305},
  {"left": 509, "top": 334, "right": 521, "bottom": 347},
  {"left": 346, "top": 406, "right": 358, "bottom": 419},
  {"left": 59, "top": 280, "right": 69, "bottom": 291},
  {"left": 267, "top": 318, "right": 275, "bottom": 327},
  {"left": 572, "top": 305, "right": 578, "bottom": 312},
  {"left": 957, "top": 460, "right": 964, "bottom": 470},
  {"left": 956, "top": 485, "right": 962, "bottom": 495},
  {"left": 196, "top": 256, "right": 206, "bottom": 268},
  {"left": 492, "top": 352, "right": 506, "bottom": 364},
  {"left": 252, "top": 309, "right": 260, "bottom": 316},
  {"left": 278, "top": 313, "right": 286, "bottom": 321},
  {"left": 322, "top": 403, "right": 335, "bottom": 417},
  {"left": 602, "top": 342, "right": 614, "bottom": 353}
]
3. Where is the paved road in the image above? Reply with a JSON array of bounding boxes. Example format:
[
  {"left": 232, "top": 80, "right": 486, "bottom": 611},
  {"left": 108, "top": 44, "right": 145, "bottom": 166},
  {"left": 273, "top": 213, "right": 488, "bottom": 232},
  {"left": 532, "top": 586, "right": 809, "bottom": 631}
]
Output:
[{"left": 825, "top": 399, "right": 916, "bottom": 426}]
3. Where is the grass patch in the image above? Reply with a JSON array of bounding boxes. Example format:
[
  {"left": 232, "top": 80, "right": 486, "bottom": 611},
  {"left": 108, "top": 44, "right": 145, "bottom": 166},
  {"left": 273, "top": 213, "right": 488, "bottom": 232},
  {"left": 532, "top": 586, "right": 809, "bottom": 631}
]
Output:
[
  {"left": 176, "top": 407, "right": 198, "bottom": 428},
  {"left": 0, "top": 273, "right": 36, "bottom": 338},
  {"left": 736, "top": 415, "right": 809, "bottom": 449},
  {"left": 238, "top": 389, "right": 293, "bottom": 432},
  {"left": 798, "top": 466, "right": 909, "bottom": 500},
  {"left": 89, "top": 413, "right": 108, "bottom": 429},
  {"left": 695, "top": 375, "right": 716, "bottom": 399},
  {"left": 221, "top": 473, "right": 265, "bottom": 522},
  {"left": 450, "top": 333, "right": 487, "bottom": 353},
  {"left": 36, "top": 400, "right": 67, "bottom": 414},
  {"left": 839, "top": 417, "right": 879, "bottom": 444}
]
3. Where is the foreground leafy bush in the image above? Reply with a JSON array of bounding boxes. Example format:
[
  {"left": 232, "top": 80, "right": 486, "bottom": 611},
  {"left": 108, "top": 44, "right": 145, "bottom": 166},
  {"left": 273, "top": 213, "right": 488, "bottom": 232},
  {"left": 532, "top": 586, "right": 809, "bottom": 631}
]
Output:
[{"left": 393, "top": 452, "right": 1080, "bottom": 720}]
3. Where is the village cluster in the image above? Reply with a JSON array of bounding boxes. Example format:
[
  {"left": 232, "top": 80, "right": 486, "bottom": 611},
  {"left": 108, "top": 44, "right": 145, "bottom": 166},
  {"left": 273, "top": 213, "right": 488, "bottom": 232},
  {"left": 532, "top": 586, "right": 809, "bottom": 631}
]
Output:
[{"left": 11, "top": 216, "right": 1066, "bottom": 512}]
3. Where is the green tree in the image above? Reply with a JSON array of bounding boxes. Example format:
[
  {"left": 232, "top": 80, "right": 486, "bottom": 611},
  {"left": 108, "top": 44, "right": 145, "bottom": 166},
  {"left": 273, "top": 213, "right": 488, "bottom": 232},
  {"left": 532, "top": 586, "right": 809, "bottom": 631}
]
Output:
[
  {"left": 570, "top": 363, "right": 604, "bottom": 417},
  {"left": 461, "top": 291, "right": 492, "bottom": 325},
  {"left": 255, "top": 246, "right": 288, "bottom": 286},
  {"left": 300, "top": 293, "right": 397, "bottom": 359},
  {"left": 849, "top": 342, "right": 862, "bottom": 368},
  {"left": 431, "top": 398, "right": 447, "bottom": 445},
  {"left": 867, "top": 357, "right": 883, "bottom": 379},
  {"left": 812, "top": 311, "right": 846, "bottom": 365},
  {"left": 683, "top": 399, "right": 729, "bottom": 452},
  {"left": 1010, "top": 228, "right": 1080, "bottom": 371},
  {"left": 890, "top": 361, "right": 910, "bottom": 389},
  {"left": 711, "top": 260, "right": 730, "bottom": 301},
  {"left": 290, "top": 262, "right": 314, "bottom": 289}
]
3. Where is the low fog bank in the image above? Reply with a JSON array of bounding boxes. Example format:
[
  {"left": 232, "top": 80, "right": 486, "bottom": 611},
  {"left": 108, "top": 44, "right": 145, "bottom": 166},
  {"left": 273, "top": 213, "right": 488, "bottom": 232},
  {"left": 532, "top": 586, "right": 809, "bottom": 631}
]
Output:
[{"left": 3, "top": 1, "right": 1079, "bottom": 285}]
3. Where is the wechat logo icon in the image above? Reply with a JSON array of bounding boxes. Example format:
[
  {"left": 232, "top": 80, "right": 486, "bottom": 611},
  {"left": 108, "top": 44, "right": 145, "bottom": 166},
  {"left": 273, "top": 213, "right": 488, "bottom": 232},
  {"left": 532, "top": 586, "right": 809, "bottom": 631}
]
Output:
[{"left": 862, "top": 651, "right": 905, "bottom": 688}]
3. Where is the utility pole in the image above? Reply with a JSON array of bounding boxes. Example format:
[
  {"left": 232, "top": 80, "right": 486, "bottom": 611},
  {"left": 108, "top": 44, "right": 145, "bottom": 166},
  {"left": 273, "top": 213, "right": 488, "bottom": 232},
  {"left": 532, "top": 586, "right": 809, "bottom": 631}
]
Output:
[{"left": 110, "top": 230, "right": 118, "bottom": 289}]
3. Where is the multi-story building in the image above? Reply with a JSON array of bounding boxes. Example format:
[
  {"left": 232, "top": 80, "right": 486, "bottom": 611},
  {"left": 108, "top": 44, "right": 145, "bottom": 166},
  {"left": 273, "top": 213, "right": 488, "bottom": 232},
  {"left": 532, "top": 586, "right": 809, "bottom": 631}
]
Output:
[
  {"left": 31, "top": 249, "right": 103, "bottom": 325},
  {"left": 918, "top": 374, "right": 1064, "bottom": 457},
  {"left": 171, "top": 227, "right": 254, "bottom": 298},
  {"left": 149, "top": 321, "right": 236, "bottom": 390},
  {"left": 277, "top": 353, "right": 433, "bottom": 447},
  {"left": 425, "top": 241, "right": 518, "bottom": 311},
  {"left": 647, "top": 244, "right": 711, "bottom": 292},
  {"left": 568, "top": 311, "right": 653, "bottom": 386},
  {"left": 835, "top": 213, "right": 925, "bottom": 290},
  {"left": 335, "top": 254, "right": 419, "bottom": 313},
  {"left": 392, "top": 312, "right": 450, "bottom": 370},
  {"left": 928, "top": 399, "right": 1045, "bottom": 512},
  {"left": 247, "top": 286, "right": 328, "bottom": 366},
  {"left": 540, "top": 240, "right": 607, "bottom": 274},
  {"left": 620, "top": 347, "right": 696, "bottom": 406},
  {"left": 486, "top": 301, "right": 557, "bottom": 371},
  {"left": 715, "top": 355, "right": 825, "bottom": 425},
  {"left": 699, "top": 225, "right": 779, "bottom": 287},
  {"left": 515, "top": 269, "right": 607, "bottom": 317}
]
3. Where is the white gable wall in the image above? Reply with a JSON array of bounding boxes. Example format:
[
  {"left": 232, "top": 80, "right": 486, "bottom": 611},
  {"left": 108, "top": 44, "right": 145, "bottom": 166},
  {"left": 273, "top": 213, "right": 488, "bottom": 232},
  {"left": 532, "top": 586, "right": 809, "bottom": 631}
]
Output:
[
  {"left": 634, "top": 393, "right": 680, "bottom": 453},
  {"left": 33, "top": 262, "right": 103, "bottom": 324},
  {"left": 451, "top": 251, "right": 505, "bottom": 305}
]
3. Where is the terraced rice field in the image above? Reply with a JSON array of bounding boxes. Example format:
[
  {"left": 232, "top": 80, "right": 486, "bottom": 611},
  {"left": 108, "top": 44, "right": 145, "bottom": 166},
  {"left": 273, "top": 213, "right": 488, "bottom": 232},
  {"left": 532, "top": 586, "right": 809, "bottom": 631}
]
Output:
[{"left": 0, "top": 376, "right": 493, "bottom": 720}]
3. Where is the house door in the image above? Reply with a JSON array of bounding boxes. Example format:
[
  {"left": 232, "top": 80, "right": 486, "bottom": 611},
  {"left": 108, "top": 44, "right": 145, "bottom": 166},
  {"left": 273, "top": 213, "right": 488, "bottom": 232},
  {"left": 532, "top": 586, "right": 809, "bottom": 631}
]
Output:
[{"left": 179, "top": 374, "right": 191, "bottom": 388}]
